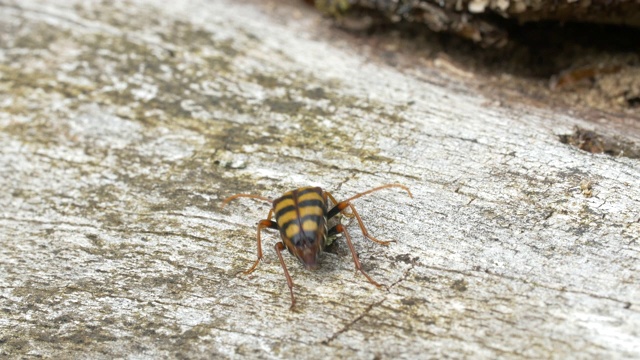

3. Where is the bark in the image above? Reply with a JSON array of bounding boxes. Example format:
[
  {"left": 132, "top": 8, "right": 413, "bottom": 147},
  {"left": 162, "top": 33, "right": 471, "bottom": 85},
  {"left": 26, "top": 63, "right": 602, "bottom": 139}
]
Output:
[
  {"left": 315, "top": 0, "right": 640, "bottom": 46},
  {"left": 1, "top": 0, "right": 639, "bottom": 358}
]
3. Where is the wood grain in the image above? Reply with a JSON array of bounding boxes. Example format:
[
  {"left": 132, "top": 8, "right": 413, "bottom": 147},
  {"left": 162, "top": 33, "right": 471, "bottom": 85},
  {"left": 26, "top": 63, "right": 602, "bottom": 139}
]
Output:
[{"left": 1, "top": 0, "right": 638, "bottom": 358}]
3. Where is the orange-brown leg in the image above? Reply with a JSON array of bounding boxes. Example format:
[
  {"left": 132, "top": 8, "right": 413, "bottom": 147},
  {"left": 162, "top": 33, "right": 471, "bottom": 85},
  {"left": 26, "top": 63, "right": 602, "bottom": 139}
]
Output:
[
  {"left": 221, "top": 193, "right": 272, "bottom": 208},
  {"left": 326, "top": 184, "right": 412, "bottom": 245},
  {"left": 330, "top": 224, "right": 381, "bottom": 287},
  {"left": 341, "top": 183, "right": 413, "bottom": 204},
  {"left": 244, "top": 209, "right": 276, "bottom": 275},
  {"left": 274, "top": 242, "right": 296, "bottom": 309},
  {"left": 326, "top": 191, "right": 354, "bottom": 218},
  {"left": 327, "top": 201, "right": 392, "bottom": 245}
]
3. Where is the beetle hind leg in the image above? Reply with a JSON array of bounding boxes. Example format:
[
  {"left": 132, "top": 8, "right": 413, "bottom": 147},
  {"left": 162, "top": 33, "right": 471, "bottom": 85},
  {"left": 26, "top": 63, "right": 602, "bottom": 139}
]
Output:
[
  {"left": 327, "top": 200, "right": 394, "bottom": 246},
  {"left": 326, "top": 184, "right": 412, "bottom": 246}
]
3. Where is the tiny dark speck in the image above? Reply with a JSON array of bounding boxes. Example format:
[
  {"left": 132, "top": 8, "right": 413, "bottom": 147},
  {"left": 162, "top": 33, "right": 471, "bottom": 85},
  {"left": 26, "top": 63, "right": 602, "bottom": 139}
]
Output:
[
  {"left": 402, "top": 298, "right": 417, "bottom": 306},
  {"left": 451, "top": 279, "right": 468, "bottom": 292},
  {"left": 395, "top": 254, "right": 418, "bottom": 264},
  {"left": 305, "top": 87, "right": 326, "bottom": 100}
]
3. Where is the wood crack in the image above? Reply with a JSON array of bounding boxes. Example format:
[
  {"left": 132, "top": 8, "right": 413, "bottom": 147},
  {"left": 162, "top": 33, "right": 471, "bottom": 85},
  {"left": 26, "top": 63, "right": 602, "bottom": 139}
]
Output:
[{"left": 322, "top": 263, "right": 415, "bottom": 345}]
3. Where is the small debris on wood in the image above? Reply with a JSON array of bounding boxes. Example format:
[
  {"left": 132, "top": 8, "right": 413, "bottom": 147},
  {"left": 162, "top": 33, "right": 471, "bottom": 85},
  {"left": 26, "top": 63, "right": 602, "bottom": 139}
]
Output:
[
  {"left": 550, "top": 64, "right": 623, "bottom": 91},
  {"left": 580, "top": 179, "right": 594, "bottom": 198},
  {"left": 559, "top": 127, "right": 640, "bottom": 159}
]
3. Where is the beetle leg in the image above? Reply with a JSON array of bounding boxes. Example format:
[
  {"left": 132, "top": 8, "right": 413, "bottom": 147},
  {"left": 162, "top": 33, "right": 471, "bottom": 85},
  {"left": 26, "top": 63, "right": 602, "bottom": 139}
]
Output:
[
  {"left": 327, "top": 201, "right": 392, "bottom": 245},
  {"left": 244, "top": 209, "right": 277, "bottom": 275},
  {"left": 221, "top": 193, "right": 271, "bottom": 208},
  {"left": 274, "top": 241, "right": 296, "bottom": 309},
  {"left": 329, "top": 224, "right": 382, "bottom": 287},
  {"left": 326, "top": 184, "right": 412, "bottom": 245},
  {"left": 341, "top": 183, "right": 413, "bottom": 204},
  {"left": 326, "top": 191, "right": 354, "bottom": 218}
]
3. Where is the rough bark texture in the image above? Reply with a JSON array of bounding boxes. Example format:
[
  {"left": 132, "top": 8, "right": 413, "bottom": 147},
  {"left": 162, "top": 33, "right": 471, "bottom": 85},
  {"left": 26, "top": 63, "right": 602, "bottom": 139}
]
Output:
[
  {"left": 315, "top": 0, "right": 640, "bottom": 46},
  {"left": 1, "top": 0, "right": 639, "bottom": 358}
]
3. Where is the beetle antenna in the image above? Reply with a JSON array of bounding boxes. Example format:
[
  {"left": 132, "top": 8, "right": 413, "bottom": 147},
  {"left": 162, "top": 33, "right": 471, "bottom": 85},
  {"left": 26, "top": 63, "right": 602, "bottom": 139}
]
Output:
[
  {"left": 221, "top": 193, "right": 272, "bottom": 208},
  {"left": 342, "top": 183, "right": 413, "bottom": 203}
]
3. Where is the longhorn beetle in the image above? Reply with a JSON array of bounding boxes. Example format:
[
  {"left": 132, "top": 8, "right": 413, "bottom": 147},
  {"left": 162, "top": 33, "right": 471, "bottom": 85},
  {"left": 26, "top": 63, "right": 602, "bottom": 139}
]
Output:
[{"left": 221, "top": 183, "right": 412, "bottom": 308}]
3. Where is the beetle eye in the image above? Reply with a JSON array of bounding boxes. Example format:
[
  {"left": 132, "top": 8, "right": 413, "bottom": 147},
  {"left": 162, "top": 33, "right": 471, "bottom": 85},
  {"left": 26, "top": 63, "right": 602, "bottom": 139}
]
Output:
[{"left": 291, "top": 233, "right": 315, "bottom": 247}]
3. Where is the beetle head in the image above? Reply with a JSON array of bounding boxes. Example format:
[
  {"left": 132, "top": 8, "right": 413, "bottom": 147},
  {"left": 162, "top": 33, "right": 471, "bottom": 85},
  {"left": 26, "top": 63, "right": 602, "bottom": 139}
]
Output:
[{"left": 288, "top": 232, "right": 323, "bottom": 270}]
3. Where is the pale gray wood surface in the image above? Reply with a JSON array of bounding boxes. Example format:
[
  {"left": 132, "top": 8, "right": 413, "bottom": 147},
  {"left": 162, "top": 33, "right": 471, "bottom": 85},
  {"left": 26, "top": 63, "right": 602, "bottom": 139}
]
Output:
[{"left": 1, "top": 0, "right": 638, "bottom": 358}]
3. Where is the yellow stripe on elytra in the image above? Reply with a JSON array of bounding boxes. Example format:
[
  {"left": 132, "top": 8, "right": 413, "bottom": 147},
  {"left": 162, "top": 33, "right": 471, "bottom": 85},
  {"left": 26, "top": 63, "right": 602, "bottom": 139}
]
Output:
[
  {"left": 274, "top": 198, "right": 295, "bottom": 213},
  {"left": 277, "top": 211, "right": 298, "bottom": 227},
  {"left": 285, "top": 224, "right": 300, "bottom": 239},
  {"left": 302, "top": 219, "right": 318, "bottom": 232},
  {"left": 298, "top": 205, "right": 323, "bottom": 218},
  {"left": 298, "top": 191, "right": 323, "bottom": 203}
]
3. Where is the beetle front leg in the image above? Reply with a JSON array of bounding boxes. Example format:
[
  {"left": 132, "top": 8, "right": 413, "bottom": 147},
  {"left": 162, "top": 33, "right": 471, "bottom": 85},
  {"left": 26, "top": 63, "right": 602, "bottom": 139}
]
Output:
[
  {"left": 244, "top": 209, "right": 277, "bottom": 275},
  {"left": 274, "top": 242, "right": 296, "bottom": 309},
  {"left": 329, "top": 224, "right": 382, "bottom": 287}
]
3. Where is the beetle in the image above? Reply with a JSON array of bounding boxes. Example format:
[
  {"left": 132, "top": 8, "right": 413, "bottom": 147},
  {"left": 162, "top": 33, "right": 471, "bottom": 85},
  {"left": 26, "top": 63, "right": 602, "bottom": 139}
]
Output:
[{"left": 221, "top": 183, "right": 412, "bottom": 308}]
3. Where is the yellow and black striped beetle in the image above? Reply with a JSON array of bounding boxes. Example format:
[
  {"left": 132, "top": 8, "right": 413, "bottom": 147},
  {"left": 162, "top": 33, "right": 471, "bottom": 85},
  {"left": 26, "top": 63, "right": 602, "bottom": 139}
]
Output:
[{"left": 221, "top": 184, "right": 412, "bottom": 308}]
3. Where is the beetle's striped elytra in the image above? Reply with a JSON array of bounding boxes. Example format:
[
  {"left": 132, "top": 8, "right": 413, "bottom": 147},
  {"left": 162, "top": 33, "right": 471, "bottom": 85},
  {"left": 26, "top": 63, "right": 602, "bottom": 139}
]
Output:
[
  {"left": 273, "top": 187, "right": 326, "bottom": 269},
  {"left": 221, "top": 183, "right": 412, "bottom": 309}
]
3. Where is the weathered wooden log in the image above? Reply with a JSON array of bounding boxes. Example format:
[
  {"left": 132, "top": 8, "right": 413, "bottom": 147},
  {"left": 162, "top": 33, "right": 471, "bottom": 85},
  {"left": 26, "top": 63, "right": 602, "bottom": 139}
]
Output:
[{"left": 1, "top": 0, "right": 638, "bottom": 358}]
